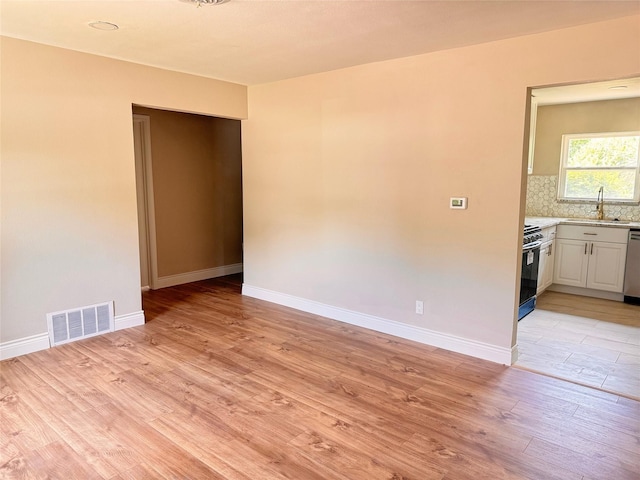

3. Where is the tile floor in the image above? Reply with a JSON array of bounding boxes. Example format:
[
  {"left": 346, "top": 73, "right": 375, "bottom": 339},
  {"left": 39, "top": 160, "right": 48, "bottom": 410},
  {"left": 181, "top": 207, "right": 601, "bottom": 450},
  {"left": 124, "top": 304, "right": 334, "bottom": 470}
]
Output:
[{"left": 515, "top": 291, "right": 640, "bottom": 399}]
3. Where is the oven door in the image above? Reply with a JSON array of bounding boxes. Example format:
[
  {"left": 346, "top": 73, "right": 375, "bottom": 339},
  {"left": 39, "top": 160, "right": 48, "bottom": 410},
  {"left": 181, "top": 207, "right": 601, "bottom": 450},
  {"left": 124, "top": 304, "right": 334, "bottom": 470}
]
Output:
[{"left": 519, "top": 242, "right": 541, "bottom": 320}]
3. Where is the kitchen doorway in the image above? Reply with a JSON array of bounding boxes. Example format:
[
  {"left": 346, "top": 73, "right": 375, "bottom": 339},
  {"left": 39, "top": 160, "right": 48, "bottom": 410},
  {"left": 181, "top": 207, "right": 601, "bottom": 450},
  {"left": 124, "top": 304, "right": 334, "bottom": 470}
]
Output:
[{"left": 515, "top": 78, "right": 640, "bottom": 400}]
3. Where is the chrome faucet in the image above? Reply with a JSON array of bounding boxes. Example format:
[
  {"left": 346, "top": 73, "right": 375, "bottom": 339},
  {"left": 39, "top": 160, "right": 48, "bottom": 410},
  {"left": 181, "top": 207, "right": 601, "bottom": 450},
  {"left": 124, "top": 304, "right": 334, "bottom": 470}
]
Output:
[{"left": 596, "top": 186, "right": 605, "bottom": 220}]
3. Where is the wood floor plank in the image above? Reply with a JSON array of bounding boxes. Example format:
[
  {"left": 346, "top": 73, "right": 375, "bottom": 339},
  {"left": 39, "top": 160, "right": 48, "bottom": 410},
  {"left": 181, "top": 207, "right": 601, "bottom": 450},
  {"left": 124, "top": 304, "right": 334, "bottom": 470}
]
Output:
[
  {"left": 405, "top": 432, "right": 582, "bottom": 480},
  {"left": 329, "top": 373, "right": 536, "bottom": 461},
  {"left": 455, "top": 360, "right": 624, "bottom": 410},
  {"left": 265, "top": 394, "right": 444, "bottom": 478},
  {"left": 26, "top": 441, "right": 103, "bottom": 480},
  {"left": 11, "top": 386, "right": 127, "bottom": 478},
  {"left": 245, "top": 367, "right": 416, "bottom": 448},
  {"left": 289, "top": 429, "right": 445, "bottom": 480},
  {"left": 147, "top": 415, "right": 257, "bottom": 480},
  {"left": 0, "top": 385, "right": 60, "bottom": 454},
  {"left": 16, "top": 351, "right": 112, "bottom": 412},
  {"left": 523, "top": 437, "right": 637, "bottom": 480},
  {"left": 1, "top": 274, "right": 638, "bottom": 479},
  {"left": 222, "top": 437, "right": 342, "bottom": 480},
  {"left": 509, "top": 400, "right": 640, "bottom": 470},
  {"left": 572, "top": 403, "right": 640, "bottom": 437},
  {"left": 94, "top": 402, "right": 228, "bottom": 479},
  {"left": 282, "top": 404, "right": 448, "bottom": 480},
  {"left": 108, "top": 463, "right": 165, "bottom": 480}
]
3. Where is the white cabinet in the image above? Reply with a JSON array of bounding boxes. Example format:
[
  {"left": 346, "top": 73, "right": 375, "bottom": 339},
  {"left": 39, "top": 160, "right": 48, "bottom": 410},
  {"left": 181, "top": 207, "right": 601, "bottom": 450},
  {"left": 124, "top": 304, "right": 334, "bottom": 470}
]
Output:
[
  {"left": 537, "top": 226, "right": 556, "bottom": 295},
  {"left": 538, "top": 241, "right": 555, "bottom": 293},
  {"left": 587, "top": 241, "right": 628, "bottom": 292},
  {"left": 553, "top": 225, "right": 628, "bottom": 293},
  {"left": 554, "top": 239, "right": 590, "bottom": 287}
]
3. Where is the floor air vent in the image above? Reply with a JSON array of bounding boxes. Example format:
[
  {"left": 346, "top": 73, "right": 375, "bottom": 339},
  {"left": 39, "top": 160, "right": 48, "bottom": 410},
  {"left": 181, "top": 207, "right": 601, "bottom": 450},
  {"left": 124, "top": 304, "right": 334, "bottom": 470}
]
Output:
[{"left": 46, "top": 302, "right": 115, "bottom": 347}]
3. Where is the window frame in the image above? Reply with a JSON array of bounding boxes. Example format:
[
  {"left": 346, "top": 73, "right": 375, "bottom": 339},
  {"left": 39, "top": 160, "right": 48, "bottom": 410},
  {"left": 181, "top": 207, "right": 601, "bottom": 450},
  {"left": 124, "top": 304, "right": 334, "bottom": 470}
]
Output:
[{"left": 557, "top": 131, "right": 640, "bottom": 204}]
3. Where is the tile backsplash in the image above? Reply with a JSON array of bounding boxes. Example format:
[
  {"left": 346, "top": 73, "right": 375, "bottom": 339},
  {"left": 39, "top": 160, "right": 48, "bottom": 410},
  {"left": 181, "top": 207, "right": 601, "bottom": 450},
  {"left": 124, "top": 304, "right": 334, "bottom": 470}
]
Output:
[{"left": 526, "top": 175, "right": 640, "bottom": 222}]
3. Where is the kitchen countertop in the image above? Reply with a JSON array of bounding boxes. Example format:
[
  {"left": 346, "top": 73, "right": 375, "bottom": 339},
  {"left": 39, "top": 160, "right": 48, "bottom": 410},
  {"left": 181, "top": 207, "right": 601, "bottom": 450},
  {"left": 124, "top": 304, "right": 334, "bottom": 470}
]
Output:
[{"left": 525, "top": 216, "right": 640, "bottom": 229}]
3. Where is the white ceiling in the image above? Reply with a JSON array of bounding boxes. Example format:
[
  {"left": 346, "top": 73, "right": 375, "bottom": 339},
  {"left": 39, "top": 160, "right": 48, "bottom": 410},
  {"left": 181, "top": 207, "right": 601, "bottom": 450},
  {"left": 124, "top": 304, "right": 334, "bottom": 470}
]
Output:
[{"left": 1, "top": 0, "right": 639, "bottom": 86}]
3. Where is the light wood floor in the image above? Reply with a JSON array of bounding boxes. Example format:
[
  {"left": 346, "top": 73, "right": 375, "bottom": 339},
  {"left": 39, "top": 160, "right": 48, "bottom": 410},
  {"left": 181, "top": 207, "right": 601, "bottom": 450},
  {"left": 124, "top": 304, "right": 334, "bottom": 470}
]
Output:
[
  {"left": 2, "top": 276, "right": 639, "bottom": 479},
  {"left": 516, "top": 291, "right": 640, "bottom": 400}
]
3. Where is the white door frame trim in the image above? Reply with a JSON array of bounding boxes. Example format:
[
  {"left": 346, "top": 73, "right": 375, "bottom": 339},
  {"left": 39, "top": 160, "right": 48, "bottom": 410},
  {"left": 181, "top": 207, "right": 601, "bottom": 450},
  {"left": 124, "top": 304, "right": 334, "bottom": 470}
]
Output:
[{"left": 133, "top": 114, "right": 160, "bottom": 290}]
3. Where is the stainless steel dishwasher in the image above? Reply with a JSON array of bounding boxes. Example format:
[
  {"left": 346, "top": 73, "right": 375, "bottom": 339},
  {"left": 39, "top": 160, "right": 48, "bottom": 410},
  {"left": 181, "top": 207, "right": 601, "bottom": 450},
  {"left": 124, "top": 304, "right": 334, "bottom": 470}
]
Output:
[{"left": 624, "top": 229, "right": 640, "bottom": 305}]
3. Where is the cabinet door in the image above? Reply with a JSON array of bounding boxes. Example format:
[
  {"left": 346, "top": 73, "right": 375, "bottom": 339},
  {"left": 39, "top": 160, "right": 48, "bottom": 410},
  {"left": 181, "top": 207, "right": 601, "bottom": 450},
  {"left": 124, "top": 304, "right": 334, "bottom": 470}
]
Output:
[
  {"left": 542, "top": 241, "right": 555, "bottom": 291},
  {"left": 587, "top": 241, "right": 628, "bottom": 292},
  {"left": 553, "top": 239, "right": 589, "bottom": 287},
  {"left": 537, "top": 245, "right": 548, "bottom": 295}
]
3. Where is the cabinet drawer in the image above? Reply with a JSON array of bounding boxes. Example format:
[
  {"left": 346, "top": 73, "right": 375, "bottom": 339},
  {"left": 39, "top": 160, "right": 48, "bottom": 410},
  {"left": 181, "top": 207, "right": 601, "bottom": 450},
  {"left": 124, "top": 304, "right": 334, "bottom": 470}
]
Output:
[
  {"left": 557, "top": 225, "right": 629, "bottom": 244},
  {"left": 541, "top": 226, "right": 556, "bottom": 242}
]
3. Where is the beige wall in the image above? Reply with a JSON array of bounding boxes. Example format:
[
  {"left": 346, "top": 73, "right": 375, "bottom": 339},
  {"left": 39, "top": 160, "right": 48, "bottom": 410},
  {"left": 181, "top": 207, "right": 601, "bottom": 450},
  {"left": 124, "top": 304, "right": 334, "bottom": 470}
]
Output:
[
  {"left": 132, "top": 107, "right": 242, "bottom": 278},
  {"left": 1, "top": 37, "right": 247, "bottom": 343},
  {"left": 2, "top": 15, "right": 639, "bottom": 358},
  {"left": 243, "top": 16, "right": 640, "bottom": 353},
  {"left": 533, "top": 97, "right": 640, "bottom": 175}
]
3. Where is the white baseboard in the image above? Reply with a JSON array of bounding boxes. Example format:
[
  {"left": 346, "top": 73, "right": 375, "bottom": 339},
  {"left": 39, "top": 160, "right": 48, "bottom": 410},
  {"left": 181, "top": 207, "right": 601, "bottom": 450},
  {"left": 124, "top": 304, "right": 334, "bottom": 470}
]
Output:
[
  {"left": 154, "top": 263, "right": 243, "bottom": 289},
  {"left": 242, "top": 284, "right": 514, "bottom": 365},
  {"left": 511, "top": 344, "right": 519, "bottom": 364},
  {"left": 115, "top": 310, "right": 145, "bottom": 330},
  {"left": 0, "top": 333, "right": 50, "bottom": 361},
  {"left": 0, "top": 310, "right": 146, "bottom": 361}
]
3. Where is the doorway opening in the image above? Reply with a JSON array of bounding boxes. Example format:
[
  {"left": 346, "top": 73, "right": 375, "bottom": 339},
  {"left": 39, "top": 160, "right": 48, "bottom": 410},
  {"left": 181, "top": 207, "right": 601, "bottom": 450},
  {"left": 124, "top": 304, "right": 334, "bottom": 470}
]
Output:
[
  {"left": 132, "top": 106, "right": 244, "bottom": 292},
  {"left": 516, "top": 78, "right": 640, "bottom": 400}
]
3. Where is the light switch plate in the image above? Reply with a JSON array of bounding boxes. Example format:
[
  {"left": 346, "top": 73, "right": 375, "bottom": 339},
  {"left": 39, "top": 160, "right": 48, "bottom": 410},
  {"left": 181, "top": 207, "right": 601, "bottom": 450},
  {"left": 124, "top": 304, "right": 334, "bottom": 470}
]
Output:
[{"left": 450, "top": 197, "right": 468, "bottom": 209}]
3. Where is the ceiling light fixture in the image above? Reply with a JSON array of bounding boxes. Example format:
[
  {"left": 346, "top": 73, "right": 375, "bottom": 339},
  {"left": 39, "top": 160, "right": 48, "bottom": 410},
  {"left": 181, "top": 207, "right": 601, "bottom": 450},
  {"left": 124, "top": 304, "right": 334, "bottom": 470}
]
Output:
[
  {"left": 608, "top": 85, "right": 628, "bottom": 90},
  {"left": 180, "top": 0, "right": 229, "bottom": 6},
  {"left": 88, "top": 21, "right": 119, "bottom": 31}
]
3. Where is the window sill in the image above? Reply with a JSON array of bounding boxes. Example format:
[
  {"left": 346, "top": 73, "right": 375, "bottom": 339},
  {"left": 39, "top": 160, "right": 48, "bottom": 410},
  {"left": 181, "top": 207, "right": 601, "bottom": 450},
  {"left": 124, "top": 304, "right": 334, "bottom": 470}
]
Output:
[{"left": 556, "top": 198, "right": 640, "bottom": 206}]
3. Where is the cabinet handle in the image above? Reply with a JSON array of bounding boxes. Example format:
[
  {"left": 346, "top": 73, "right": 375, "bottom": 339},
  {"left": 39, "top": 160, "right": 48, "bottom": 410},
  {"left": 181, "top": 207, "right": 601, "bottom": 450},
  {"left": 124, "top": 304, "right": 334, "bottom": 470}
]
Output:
[
  {"left": 549, "top": 244, "right": 552, "bottom": 256},
  {"left": 583, "top": 233, "right": 598, "bottom": 236},
  {"left": 591, "top": 243, "right": 594, "bottom": 255},
  {"left": 585, "top": 243, "right": 588, "bottom": 254}
]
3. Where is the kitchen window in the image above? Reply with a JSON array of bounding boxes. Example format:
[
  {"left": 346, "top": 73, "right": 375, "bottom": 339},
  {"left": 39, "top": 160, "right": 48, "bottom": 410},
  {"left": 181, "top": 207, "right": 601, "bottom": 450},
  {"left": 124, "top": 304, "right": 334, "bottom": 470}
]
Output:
[{"left": 557, "top": 131, "right": 640, "bottom": 203}]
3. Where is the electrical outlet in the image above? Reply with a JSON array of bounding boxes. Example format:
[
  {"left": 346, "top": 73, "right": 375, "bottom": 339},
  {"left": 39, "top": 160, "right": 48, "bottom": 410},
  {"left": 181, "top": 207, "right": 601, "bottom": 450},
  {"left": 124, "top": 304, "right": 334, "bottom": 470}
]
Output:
[{"left": 415, "top": 300, "right": 424, "bottom": 315}]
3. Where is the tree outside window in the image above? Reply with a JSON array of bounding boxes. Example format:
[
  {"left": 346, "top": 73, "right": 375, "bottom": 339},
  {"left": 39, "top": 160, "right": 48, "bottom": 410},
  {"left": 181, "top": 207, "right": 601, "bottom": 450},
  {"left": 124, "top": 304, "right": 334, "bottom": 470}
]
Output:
[{"left": 558, "top": 132, "right": 640, "bottom": 203}]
